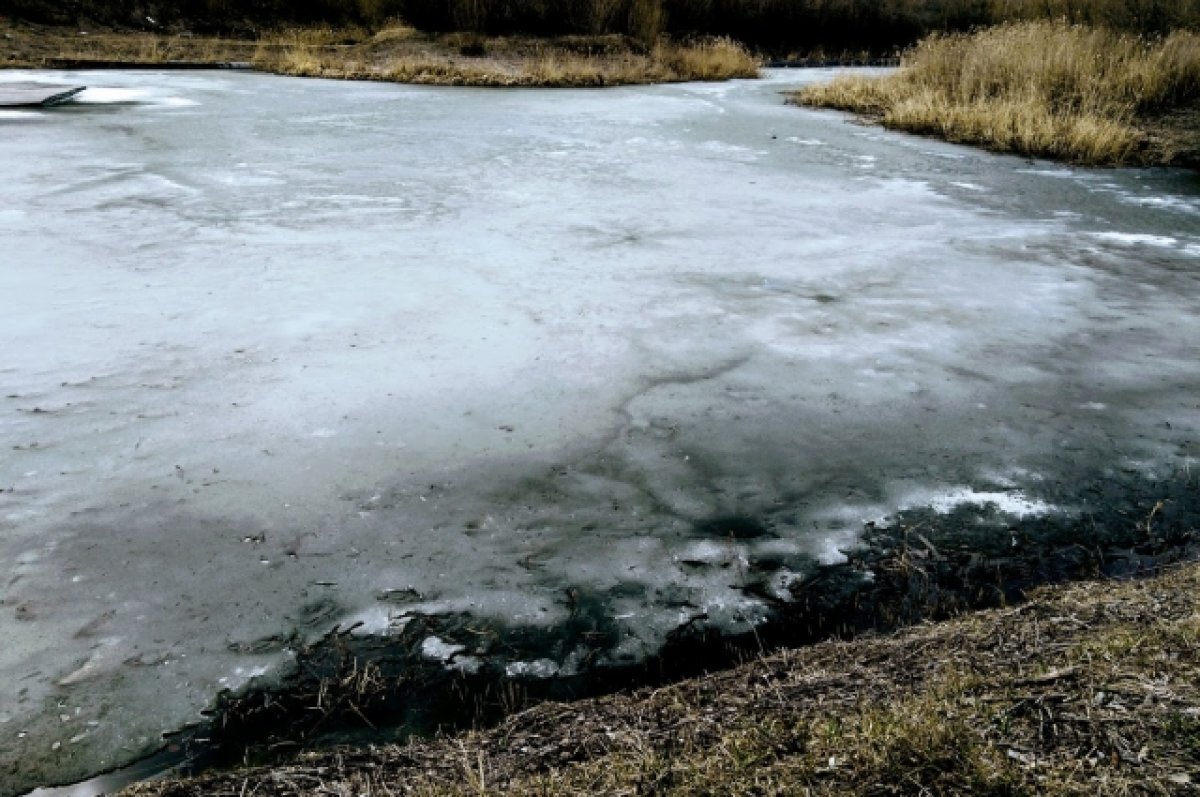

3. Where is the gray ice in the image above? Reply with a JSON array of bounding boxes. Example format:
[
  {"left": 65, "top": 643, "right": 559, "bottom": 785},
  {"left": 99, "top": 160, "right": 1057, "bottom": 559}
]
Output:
[{"left": 1, "top": 68, "right": 1198, "bottom": 794}]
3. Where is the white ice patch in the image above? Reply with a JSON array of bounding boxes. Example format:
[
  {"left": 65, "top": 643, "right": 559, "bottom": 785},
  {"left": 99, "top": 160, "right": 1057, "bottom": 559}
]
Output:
[
  {"left": 785, "top": 136, "right": 824, "bottom": 146},
  {"left": 78, "top": 87, "right": 199, "bottom": 108},
  {"left": 505, "top": 658, "right": 560, "bottom": 679},
  {"left": 77, "top": 87, "right": 147, "bottom": 104},
  {"left": 420, "top": 636, "right": 466, "bottom": 662},
  {"left": 913, "top": 487, "right": 1055, "bottom": 518},
  {"left": 814, "top": 537, "right": 850, "bottom": 565},
  {"left": 950, "top": 181, "right": 984, "bottom": 191},
  {"left": 339, "top": 606, "right": 393, "bottom": 635},
  {"left": 1118, "top": 194, "right": 1200, "bottom": 215},
  {"left": 1089, "top": 232, "right": 1178, "bottom": 248},
  {"left": 449, "top": 655, "right": 482, "bottom": 675},
  {"left": 1019, "top": 167, "right": 1080, "bottom": 179}
]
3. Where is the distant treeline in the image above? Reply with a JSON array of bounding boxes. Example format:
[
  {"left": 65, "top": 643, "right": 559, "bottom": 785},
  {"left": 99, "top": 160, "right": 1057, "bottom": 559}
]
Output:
[{"left": 5, "top": 0, "right": 1199, "bottom": 50}]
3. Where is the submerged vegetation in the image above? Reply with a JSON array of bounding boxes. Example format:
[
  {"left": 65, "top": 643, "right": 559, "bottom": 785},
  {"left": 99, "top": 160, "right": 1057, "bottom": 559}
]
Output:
[
  {"left": 795, "top": 21, "right": 1200, "bottom": 166},
  {"left": 126, "top": 562, "right": 1200, "bottom": 796}
]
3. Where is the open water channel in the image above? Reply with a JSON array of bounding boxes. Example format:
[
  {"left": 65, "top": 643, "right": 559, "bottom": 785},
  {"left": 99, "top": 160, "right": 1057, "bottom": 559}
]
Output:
[{"left": 1, "top": 68, "right": 1198, "bottom": 795}]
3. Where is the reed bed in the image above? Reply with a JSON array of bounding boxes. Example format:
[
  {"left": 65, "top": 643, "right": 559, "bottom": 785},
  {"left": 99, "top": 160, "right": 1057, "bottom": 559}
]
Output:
[{"left": 795, "top": 21, "right": 1200, "bottom": 165}]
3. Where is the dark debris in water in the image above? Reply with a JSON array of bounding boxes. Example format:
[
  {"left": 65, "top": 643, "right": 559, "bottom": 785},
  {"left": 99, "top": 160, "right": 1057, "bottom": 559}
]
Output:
[
  {"left": 126, "top": 471, "right": 1200, "bottom": 787},
  {"left": 692, "top": 515, "right": 775, "bottom": 540}
]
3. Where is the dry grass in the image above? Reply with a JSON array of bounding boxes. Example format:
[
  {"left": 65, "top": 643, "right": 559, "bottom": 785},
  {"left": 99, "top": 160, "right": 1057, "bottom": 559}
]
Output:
[
  {"left": 256, "top": 32, "right": 757, "bottom": 86},
  {"left": 39, "top": 31, "right": 257, "bottom": 65},
  {"left": 4, "top": 20, "right": 757, "bottom": 87},
  {"left": 125, "top": 560, "right": 1200, "bottom": 796},
  {"left": 655, "top": 37, "right": 762, "bottom": 81},
  {"left": 794, "top": 21, "right": 1200, "bottom": 165}
]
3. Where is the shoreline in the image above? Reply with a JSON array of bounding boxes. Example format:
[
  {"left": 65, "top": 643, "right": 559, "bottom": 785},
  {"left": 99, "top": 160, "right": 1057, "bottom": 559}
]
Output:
[
  {"left": 0, "top": 22, "right": 759, "bottom": 87},
  {"left": 31, "top": 475, "right": 1196, "bottom": 796},
  {"left": 793, "top": 22, "right": 1200, "bottom": 170},
  {"left": 123, "top": 556, "right": 1200, "bottom": 795}
]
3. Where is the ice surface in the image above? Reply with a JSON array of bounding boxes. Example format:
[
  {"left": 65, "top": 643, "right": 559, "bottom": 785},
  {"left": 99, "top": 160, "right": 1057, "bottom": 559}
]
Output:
[
  {"left": 2, "top": 68, "right": 1199, "bottom": 794},
  {"left": 1089, "top": 231, "right": 1179, "bottom": 247}
]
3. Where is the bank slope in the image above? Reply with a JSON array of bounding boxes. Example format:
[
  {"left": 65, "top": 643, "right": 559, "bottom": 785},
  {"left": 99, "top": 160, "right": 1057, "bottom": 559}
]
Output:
[{"left": 125, "top": 560, "right": 1200, "bottom": 796}]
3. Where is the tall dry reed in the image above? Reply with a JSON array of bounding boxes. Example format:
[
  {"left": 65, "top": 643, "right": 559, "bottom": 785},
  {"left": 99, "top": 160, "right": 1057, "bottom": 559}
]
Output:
[{"left": 795, "top": 21, "right": 1200, "bottom": 164}]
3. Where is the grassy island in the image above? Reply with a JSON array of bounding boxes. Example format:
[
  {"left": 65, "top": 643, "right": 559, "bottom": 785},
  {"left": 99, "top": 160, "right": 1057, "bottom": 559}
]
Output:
[{"left": 0, "top": 20, "right": 759, "bottom": 86}]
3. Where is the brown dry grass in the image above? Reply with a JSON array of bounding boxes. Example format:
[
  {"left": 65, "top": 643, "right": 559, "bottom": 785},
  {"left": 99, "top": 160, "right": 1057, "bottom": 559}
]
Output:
[
  {"left": 256, "top": 32, "right": 757, "bottom": 86},
  {"left": 1, "top": 20, "right": 757, "bottom": 87},
  {"left": 794, "top": 21, "right": 1200, "bottom": 166},
  {"left": 125, "top": 560, "right": 1200, "bottom": 796}
]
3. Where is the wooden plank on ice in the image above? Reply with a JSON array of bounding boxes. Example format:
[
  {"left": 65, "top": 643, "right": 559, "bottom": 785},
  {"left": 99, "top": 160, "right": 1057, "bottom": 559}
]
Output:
[{"left": 0, "top": 83, "right": 87, "bottom": 108}]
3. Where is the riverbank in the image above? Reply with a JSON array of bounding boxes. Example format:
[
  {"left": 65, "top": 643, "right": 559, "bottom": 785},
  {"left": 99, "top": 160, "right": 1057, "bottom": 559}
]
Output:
[
  {"left": 794, "top": 21, "right": 1200, "bottom": 168},
  {"left": 124, "top": 559, "right": 1200, "bottom": 796},
  {"left": 0, "top": 20, "right": 758, "bottom": 86}
]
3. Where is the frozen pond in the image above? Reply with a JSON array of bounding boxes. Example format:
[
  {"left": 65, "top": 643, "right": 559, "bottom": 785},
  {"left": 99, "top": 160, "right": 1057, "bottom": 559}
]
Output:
[{"left": 2, "top": 68, "right": 1199, "bottom": 794}]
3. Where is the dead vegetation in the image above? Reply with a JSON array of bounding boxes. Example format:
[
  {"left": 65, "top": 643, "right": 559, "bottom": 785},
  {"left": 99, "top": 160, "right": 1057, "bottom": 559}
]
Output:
[
  {"left": 793, "top": 21, "right": 1200, "bottom": 166},
  {"left": 125, "top": 560, "right": 1200, "bottom": 796},
  {"left": 260, "top": 32, "right": 758, "bottom": 86},
  {"left": 0, "top": 19, "right": 758, "bottom": 87}
]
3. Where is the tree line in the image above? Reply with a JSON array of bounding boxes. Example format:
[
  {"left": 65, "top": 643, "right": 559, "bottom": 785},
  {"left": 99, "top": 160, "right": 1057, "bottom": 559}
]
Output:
[{"left": 6, "top": 0, "right": 1198, "bottom": 51}]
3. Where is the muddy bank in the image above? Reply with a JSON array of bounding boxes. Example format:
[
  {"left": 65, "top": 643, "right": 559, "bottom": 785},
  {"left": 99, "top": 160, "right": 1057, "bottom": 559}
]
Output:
[
  {"left": 90, "top": 467, "right": 1196, "bottom": 792},
  {"left": 124, "top": 560, "right": 1200, "bottom": 796}
]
